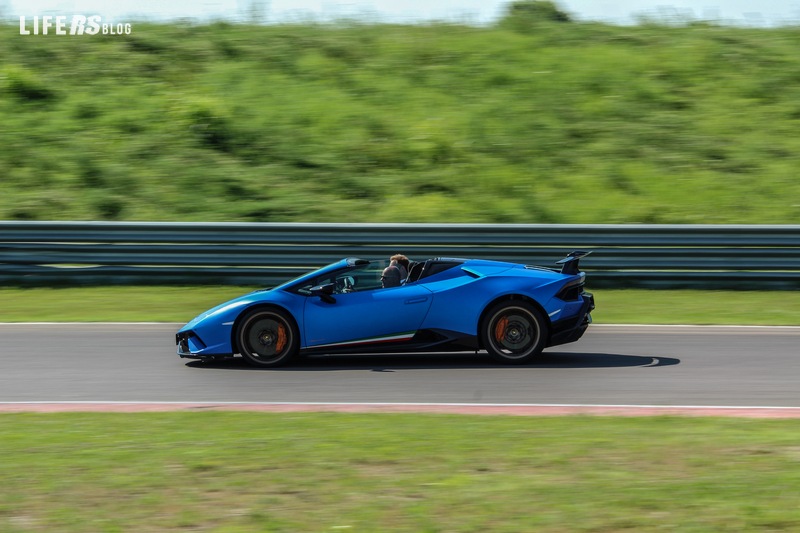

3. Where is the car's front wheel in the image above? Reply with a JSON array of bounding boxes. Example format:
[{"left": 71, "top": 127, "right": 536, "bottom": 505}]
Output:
[
  {"left": 236, "top": 308, "right": 299, "bottom": 367},
  {"left": 481, "top": 301, "right": 547, "bottom": 364}
]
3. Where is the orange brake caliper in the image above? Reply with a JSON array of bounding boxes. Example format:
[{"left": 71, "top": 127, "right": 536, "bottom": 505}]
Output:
[
  {"left": 275, "top": 324, "right": 287, "bottom": 353},
  {"left": 494, "top": 317, "right": 508, "bottom": 343}
]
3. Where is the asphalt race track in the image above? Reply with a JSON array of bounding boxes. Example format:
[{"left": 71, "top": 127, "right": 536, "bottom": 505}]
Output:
[{"left": 1, "top": 324, "right": 798, "bottom": 412}]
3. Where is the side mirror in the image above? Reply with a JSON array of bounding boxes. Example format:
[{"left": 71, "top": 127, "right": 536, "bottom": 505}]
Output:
[{"left": 310, "top": 283, "right": 336, "bottom": 304}]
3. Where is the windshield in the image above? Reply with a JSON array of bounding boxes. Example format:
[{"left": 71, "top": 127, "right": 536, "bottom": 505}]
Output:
[
  {"left": 292, "top": 260, "right": 391, "bottom": 295},
  {"left": 272, "top": 259, "right": 352, "bottom": 292}
]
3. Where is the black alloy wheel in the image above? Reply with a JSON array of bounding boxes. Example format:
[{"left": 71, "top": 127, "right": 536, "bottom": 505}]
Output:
[
  {"left": 236, "top": 308, "right": 299, "bottom": 367},
  {"left": 481, "top": 301, "right": 547, "bottom": 364}
]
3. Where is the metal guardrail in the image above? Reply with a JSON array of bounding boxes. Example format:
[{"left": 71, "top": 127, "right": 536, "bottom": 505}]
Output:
[{"left": 1, "top": 222, "right": 799, "bottom": 289}]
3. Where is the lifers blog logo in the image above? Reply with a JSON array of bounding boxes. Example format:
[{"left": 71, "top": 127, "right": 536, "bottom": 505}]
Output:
[{"left": 19, "top": 16, "right": 132, "bottom": 35}]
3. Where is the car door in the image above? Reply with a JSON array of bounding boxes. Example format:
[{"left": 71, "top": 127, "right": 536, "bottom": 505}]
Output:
[{"left": 303, "top": 284, "right": 433, "bottom": 349}]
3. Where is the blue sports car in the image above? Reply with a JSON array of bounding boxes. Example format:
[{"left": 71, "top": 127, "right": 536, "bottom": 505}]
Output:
[{"left": 176, "top": 252, "right": 595, "bottom": 366}]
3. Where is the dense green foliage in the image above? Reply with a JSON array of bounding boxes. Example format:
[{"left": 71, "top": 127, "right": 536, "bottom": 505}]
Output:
[
  {"left": 2, "top": 10, "right": 800, "bottom": 223},
  {"left": 3, "top": 413, "right": 800, "bottom": 531}
]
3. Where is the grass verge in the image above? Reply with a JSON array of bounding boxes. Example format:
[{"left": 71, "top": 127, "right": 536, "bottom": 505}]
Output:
[
  {"left": 3, "top": 21, "right": 800, "bottom": 224},
  {"left": 2, "top": 413, "right": 800, "bottom": 532},
  {"left": 1, "top": 286, "right": 798, "bottom": 325}
]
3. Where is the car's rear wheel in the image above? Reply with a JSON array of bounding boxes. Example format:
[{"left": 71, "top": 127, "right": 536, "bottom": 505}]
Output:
[
  {"left": 481, "top": 301, "right": 547, "bottom": 364},
  {"left": 236, "top": 308, "right": 299, "bottom": 367}
]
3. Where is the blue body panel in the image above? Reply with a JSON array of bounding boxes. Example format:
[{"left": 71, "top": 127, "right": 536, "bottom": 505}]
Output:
[
  {"left": 176, "top": 256, "right": 593, "bottom": 358},
  {"left": 303, "top": 284, "right": 433, "bottom": 347},
  {"left": 178, "top": 288, "right": 304, "bottom": 355},
  {"left": 419, "top": 265, "right": 572, "bottom": 335}
]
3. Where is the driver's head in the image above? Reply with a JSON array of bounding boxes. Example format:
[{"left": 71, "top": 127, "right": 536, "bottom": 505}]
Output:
[{"left": 381, "top": 264, "right": 402, "bottom": 288}]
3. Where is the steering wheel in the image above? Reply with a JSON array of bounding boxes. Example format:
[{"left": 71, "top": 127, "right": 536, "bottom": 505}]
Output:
[{"left": 336, "top": 276, "right": 355, "bottom": 293}]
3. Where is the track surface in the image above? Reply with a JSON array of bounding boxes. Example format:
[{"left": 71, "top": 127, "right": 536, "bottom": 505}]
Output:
[{"left": 1, "top": 324, "right": 798, "bottom": 415}]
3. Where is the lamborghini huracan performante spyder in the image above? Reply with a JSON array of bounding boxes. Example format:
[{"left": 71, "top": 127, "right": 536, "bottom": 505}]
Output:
[{"left": 176, "top": 251, "right": 595, "bottom": 366}]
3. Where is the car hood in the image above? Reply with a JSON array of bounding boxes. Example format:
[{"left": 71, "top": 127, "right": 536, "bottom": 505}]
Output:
[{"left": 179, "top": 288, "right": 277, "bottom": 332}]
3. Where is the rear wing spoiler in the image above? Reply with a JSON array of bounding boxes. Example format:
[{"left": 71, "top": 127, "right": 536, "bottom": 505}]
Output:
[{"left": 555, "top": 251, "right": 592, "bottom": 275}]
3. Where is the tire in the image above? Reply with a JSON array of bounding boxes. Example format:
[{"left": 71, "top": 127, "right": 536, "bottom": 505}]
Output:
[
  {"left": 480, "top": 301, "right": 547, "bottom": 364},
  {"left": 236, "top": 308, "right": 299, "bottom": 367}
]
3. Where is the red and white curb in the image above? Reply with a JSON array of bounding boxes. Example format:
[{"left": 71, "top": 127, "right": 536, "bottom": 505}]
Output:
[{"left": 2, "top": 402, "right": 800, "bottom": 418}]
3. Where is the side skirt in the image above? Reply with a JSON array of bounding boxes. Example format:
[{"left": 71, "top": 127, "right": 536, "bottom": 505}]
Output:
[{"left": 300, "top": 329, "right": 479, "bottom": 356}]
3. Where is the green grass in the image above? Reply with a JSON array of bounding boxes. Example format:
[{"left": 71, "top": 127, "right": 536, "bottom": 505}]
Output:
[
  {"left": 1, "top": 286, "right": 799, "bottom": 324},
  {"left": 2, "top": 14, "right": 800, "bottom": 224},
  {"left": 595, "top": 289, "right": 800, "bottom": 325},
  {"left": 0, "top": 286, "right": 257, "bottom": 323},
  {"left": 1, "top": 413, "right": 800, "bottom": 532}
]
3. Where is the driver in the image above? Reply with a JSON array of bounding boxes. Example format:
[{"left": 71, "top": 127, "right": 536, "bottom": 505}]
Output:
[{"left": 381, "top": 254, "right": 409, "bottom": 288}]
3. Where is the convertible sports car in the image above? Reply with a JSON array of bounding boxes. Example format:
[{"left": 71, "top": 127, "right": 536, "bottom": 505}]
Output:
[{"left": 176, "top": 251, "right": 595, "bottom": 366}]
